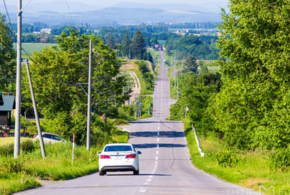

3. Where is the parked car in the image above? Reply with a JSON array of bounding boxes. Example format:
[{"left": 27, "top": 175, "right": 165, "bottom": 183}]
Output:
[
  {"left": 98, "top": 143, "right": 142, "bottom": 176},
  {"left": 33, "top": 132, "right": 66, "bottom": 144}
]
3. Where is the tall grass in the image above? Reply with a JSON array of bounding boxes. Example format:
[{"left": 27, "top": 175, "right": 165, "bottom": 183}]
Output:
[
  {"left": 184, "top": 118, "right": 290, "bottom": 195},
  {"left": 0, "top": 130, "right": 129, "bottom": 195},
  {"left": 0, "top": 138, "right": 34, "bottom": 155}
]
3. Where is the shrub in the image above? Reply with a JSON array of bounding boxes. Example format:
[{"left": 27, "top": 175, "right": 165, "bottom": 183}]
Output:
[
  {"left": 270, "top": 147, "right": 290, "bottom": 171},
  {"left": 113, "top": 119, "right": 128, "bottom": 125},
  {"left": 216, "top": 150, "right": 240, "bottom": 167}
]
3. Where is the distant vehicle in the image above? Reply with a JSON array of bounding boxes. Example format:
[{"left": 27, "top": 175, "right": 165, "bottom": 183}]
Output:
[
  {"left": 33, "top": 132, "right": 66, "bottom": 144},
  {"left": 98, "top": 143, "right": 142, "bottom": 176}
]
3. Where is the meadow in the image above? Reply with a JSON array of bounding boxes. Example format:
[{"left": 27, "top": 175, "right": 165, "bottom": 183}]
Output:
[{"left": 13, "top": 43, "right": 58, "bottom": 57}]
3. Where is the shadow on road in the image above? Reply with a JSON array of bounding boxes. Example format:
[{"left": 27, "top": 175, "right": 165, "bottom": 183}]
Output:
[
  {"left": 129, "top": 121, "right": 182, "bottom": 124},
  {"left": 133, "top": 143, "right": 186, "bottom": 148},
  {"left": 130, "top": 131, "right": 185, "bottom": 138},
  {"left": 106, "top": 173, "right": 171, "bottom": 176}
]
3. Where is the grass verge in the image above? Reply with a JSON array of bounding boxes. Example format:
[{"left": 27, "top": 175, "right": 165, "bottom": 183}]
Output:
[
  {"left": 0, "top": 130, "right": 129, "bottom": 195},
  {"left": 184, "top": 119, "right": 289, "bottom": 195}
]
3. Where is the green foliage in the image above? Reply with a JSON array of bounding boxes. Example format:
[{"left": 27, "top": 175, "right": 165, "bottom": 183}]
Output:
[
  {"left": 121, "top": 32, "right": 131, "bottom": 56},
  {"left": 131, "top": 30, "right": 146, "bottom": 59},
  {"left": 165, "top": 35, "right": 219, "bottom": 60},
  {"left": 209, "top": 0, "right": 290, "bottom": 150},
  {"left": 170, "top": 72, "right": 222, "bottom": 135},
  {"left": 183, "top": 55, "right": 198, "bottom": 73},
  {"left": 0, "top": 128, "right": 128, "bottom": 195},
  {"left": 0, "top": 138, "right": 34, "bottom": 156},
  {"left": 270, "top": 147, "right": 290, "bottom": 171},
  {"left": 0, "top": 13, "right": 16, "bottom": 90},
  {"left": 217, "top": 150, "right": 240, "bottom": 167},
  {"left": 199, "top": 66, "right": 209, "bottom": 74},
  {"left": 150, "top": 37, "right": 158, "bottom": 47},
  {"left": 134, "top": 61, "right": 155, "bottom": 94},
  {"left": 113, "top": 119, "right": 128, "bottom": 125}
]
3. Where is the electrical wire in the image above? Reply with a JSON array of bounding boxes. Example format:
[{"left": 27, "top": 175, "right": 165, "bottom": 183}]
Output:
[
  {"left": 21, "top": 0, "right": 33, "bottom": 13},
  {"left": 2, "top": 0, "right": 34, "bottom": 61},
  {"left": 66, "top": 0, "right": 75, "bottom": 26}
]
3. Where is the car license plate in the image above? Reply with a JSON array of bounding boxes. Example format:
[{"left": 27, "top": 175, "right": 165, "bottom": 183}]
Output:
[{"left": 115, "top": 157, "right": 122, "bottom": 160}]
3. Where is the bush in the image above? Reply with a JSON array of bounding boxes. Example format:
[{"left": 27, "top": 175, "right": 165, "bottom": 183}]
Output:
[
  {"left": 216, "top": 150, "right": 240, "bottom": 167},
  {"left": 270, "top": 147, "right": 290, "bottom": 171},
  {"left": 113, "top": 119, "right": 128, "bottom": 125}
]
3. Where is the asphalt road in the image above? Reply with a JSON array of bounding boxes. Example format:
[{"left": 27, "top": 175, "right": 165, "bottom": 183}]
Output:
[{"left": 15, "top": 51, "right": 258, "bottom": 195}]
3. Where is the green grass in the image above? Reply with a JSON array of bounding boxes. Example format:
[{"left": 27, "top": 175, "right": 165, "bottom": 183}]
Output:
[
  {"left": 157, "top": 40, "right": 166, "bottom": 46},
  {"left": 207, "top": 66, "right": 220, "bottom": 73},
  {"left": 131, "top": 63, "right": 154, "bottom": 95},
  {"left": 140, "top": 96, "right": 153, "bottom": 118},
  {"left": 184, "top": 118, "right": 290, "bottom": 195},
  {"left": 170, "top": 78, "right": 177, "bottom": 99},
  {"left": 0, "top": 130, "right": 129, "bottom": 195},
  {"left": 13, "top": 43, "right": 58, "bottom": 56}
]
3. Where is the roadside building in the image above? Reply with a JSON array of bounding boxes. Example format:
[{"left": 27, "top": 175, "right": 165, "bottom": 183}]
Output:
[{"left": 40, "top": 28, "right": 52, "bottom": 34}]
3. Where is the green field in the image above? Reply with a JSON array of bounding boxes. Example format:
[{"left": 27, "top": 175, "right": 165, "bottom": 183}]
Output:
[
  {"left": 157, "top": 40, "right": 166, "bottom": 46},
  {"left": 13, "top": 43, "right": 58, "bottom": 56}
]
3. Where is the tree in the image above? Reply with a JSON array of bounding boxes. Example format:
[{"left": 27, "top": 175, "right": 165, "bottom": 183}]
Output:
[
  {"left": 131, "top": 30, "right": 145, "bottom": 60},
  {"left": 183, "top": 55, "right": 198, "bottom": 73},
  {"left": 121, "top": 32, "right": 131, "bottom": 57},
  {"left": 150, "top": 37, "right": 158, "bottom": 47},
  {"left": 106, "top": 33, "right": 115, "bottom": 49},
  {"left": 22, "top": 28, "right": 130, "bottom": 141},
  {"left": 210, "top": 0, "right": 290, "bottom": 149},
  {"left": 0, "top": 13, "right": 16, "bottom": 90}
]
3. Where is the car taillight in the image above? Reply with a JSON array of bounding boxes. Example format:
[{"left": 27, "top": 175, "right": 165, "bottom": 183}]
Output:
[
  {"left": 100, "top": 155, "right": 111, "bottom": 159},
  {"left": 125, "top": 154, "right": 136, "bottom": 158}
]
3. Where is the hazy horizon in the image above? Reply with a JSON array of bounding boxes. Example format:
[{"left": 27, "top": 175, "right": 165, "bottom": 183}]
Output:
[{"left": 4, "top": 0, "right": 229, "bottom": 8}]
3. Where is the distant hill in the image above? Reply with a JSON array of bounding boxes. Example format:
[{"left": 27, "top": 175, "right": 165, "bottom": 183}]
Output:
[
  {"left": 112, "top": 2, "right": 228, "bottom": 13},
  {"left": 0, "top": 1, "right": 223, "bottom": 26}
]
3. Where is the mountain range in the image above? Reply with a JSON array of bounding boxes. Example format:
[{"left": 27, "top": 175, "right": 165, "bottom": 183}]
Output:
[{"left": 0, "top": 1, "right": 226, "bottom": 26}]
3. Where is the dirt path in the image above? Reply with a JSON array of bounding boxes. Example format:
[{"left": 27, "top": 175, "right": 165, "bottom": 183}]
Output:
[{"left": 126, "top": 71, "right": 141, "bottom": 105}]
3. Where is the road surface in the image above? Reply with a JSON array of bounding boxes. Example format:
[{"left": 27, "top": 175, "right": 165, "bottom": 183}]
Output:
[{"left": 15, "top": 51, "right": 257, "bottom": 195}]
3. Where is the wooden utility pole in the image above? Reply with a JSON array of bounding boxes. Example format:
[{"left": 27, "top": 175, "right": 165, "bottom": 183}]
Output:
[
  {"left": 25, "top": 59, "right": 46, "bottom": 158},
  {"left": 14, "top": 0, "right": 22, "bottom": 159},
  {"left": 86, "top": 40, "right": 92, "bottom": 150}
]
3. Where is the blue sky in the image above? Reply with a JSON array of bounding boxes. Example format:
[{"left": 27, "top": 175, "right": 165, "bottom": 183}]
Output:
[{"left": 7, "top": 0, "right": 229, "bottom": 7}]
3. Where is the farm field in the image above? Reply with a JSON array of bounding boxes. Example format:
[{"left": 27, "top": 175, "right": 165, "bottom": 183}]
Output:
[{"left": 13, "top": 43, "right": 58, "bottom": 56}]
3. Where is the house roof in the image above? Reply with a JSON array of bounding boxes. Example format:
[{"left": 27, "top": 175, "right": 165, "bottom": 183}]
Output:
[{"left": 0, "top": 96, "right": 15, "bottom": 111}]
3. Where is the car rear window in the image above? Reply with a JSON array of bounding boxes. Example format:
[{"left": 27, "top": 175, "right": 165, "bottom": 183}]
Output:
[{"left": 104, "top": 145, "right": 132, "bottom": 152}]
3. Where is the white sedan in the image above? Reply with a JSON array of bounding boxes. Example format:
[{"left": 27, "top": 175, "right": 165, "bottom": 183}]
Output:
[{"left": 98, "top": 143, "right": 142, "bottom": 176}]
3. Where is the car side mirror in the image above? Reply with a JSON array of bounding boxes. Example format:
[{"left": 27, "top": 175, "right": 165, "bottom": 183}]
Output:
[
  {"left": 137, "top": 151, "right": 142, "bottom": 155},
  {"left": 97, "top": 152, "right": 101, "bottom": 155}
]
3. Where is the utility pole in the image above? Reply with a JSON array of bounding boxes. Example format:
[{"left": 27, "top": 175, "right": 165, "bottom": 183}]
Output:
[
  {"left": 148, "top": 103, "right": 150, "bottom": 115},
  {"left": 25, "top": 59, "right": 46, "bottom": 158},
  {"left": 86, "top": 40, "right": 92, "bottom": 150},
  {"left": 14, "top": 0, "right": 22, "bottom": 159},
  {"left": 177, "top": 73, "right": 179, "bottom": 100},
  {"left": 129, "top": 49, "right": 131, "bottom": 64}
]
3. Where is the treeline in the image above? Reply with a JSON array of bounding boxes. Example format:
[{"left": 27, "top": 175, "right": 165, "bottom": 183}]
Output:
[
  {"left": 97, "top": 27, "right": 180, "bottom": 46},
  {"left": 118, "top": 24, "right": 168, "bottom": 32},
  {"left": 159, "top": 22, "right": 220, "bottom": 29},
  {"left": 170, "top": 0, "right": 290, "bottom": 168},
  {"left": 165, "top": 35, "right": 220, "bottom": 60},
  {"left": 20, "top": 33, "right": 56, "bottom": 43}
]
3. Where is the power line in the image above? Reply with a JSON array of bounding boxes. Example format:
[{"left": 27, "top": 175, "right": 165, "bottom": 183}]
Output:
[
  {"left": 66, "top": 0, "right": 74, "bottom": 26},
  {"left": 21, "top": 0, "right": 33, "bottom": 12},
  {"left": 2, "top": 0, "right": 34, "bottom": 61}
]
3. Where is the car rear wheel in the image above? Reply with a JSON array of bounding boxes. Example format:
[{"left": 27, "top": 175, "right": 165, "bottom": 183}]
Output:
[
  {"left": 99, "top": 171, "right": 106, "bottom": 176},
  {"left": 133, "top": 170, "right": 139, "bottom": 175}
]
